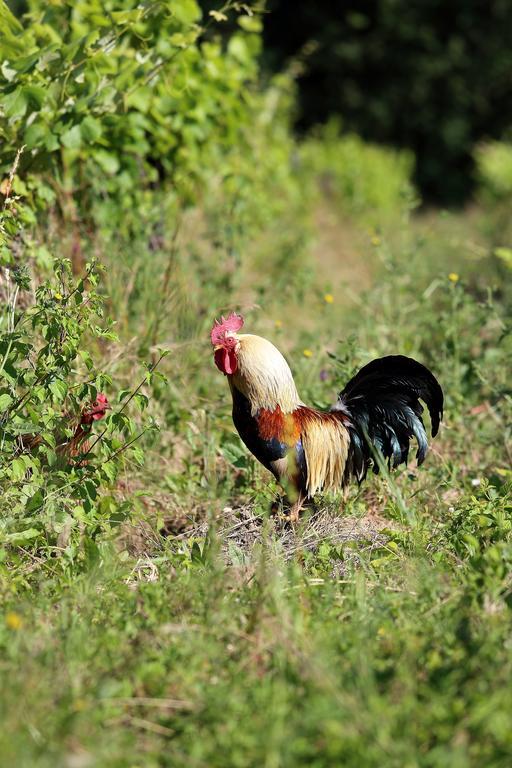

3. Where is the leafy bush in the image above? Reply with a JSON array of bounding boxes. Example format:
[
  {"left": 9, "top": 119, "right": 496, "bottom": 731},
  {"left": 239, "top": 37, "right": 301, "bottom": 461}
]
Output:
[
  {"left": 0, "top": 175, "right": 161, "bottom": 559},
  {"left": 1, "top": 0, "right": 309, "bottom": 333},
  {"left": 300, "top": 120, "right": 416, "bottom": 220},
  {"left": 473, "top": 141, "right": 512, "bottom": 267},
  {"left": 0, "top": 0, "right": 294, "bottom": 232},
  {"left": 475, "top": 141, "right": 512, "bottom": 202}
]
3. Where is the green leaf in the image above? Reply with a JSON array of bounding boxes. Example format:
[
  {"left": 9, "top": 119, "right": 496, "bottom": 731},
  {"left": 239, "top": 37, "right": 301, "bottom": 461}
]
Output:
[
  {"left": 50, "top": 379, "right": 67, "bottom": 402},
  {"left": 101, "top": 461, "right": 117, "bottom": 483},
  {"left": 169, "top": 32, "right": 187, "bottom": 47},
  {"left": 172, "top": 0, "right": 201, "bottom": 25},
  {"left": 110, "top": 9, "right": 142, "bottom": 24},
  {"left": 0, "top": 393, "right": 13, "bottom": 412},
  {"left": 60, "top": 124, "right": 82, "bottom": 150},
  {"left": 227, "top": 35, "right": 250, "bottom": 65},
  {"left": 45, "top": 133, "right": 59, "bottom": 152},
  {"left": 133, "top": 393, "right": 148, "bottom": 411},
  {"left": 24, "top": 122, "right": 47, "bottom": 150},
  {"left": 238, "top": 15, "right": 262, "bottom": 33},
  {"left": 0, "top": 2, "right": 24, "bottom": 34},
  {"left": 83, "top": 479, "right": 98, "bottom": 501},
  {"left": 81, "top": 116, "right": 102, "bottom": 144},
  {"left": 78, "top": 349, "right": 94, "bottom": 370},
  {"left": 26, "top": 490, "right": 44, "bottom": 512},
  {"left": 10, "top": 458, "right": 27, "bottom": 482},
  {"left": 5, "top": 528, "right": 41, "bottom": 545},
  {"left": 23, "top": 85, "right": 46, "bottom": 110},
  {"left": 131, "top": 445, "right": 145, "bottom": 466},
  {"left": 1, "top": 61, "right": 17, "bottom": 82},
  {"left": 3, "top": 88, "right": 27, "bottom": 119},
  {"left": 93, "top": 150, "right": 120, "bottom": 175},
  {"left": 494, "top": 247, "right": 512, "bottom": 268},
  {"left": 125, "top": 87, "right": 152, "bottom": 112}
]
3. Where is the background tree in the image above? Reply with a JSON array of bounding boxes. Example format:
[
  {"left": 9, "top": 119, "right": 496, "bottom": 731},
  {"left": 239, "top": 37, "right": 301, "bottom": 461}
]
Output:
[{"left": 263, "top": 0, "right": 512, "bottom": 204}]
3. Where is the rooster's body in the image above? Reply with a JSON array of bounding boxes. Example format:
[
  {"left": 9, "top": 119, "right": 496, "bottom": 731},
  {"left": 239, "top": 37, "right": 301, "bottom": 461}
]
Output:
[{"left": 212, "top": 314, "right": 443, "bottom": 521}]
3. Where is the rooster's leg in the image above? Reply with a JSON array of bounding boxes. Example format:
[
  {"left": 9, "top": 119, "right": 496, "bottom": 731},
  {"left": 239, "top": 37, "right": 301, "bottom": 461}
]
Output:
[
  {"left": 270, "top": 492, "right": 305, "bottom": 523},
  {"left": 286, "top": 492, "right": 306, "bottom": 524}
]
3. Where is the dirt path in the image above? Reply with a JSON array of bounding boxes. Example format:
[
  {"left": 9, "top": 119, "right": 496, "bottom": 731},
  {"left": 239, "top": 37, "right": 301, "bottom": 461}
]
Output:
[{"left": 311, "top": 203, "right": 375, "bottom": 290}]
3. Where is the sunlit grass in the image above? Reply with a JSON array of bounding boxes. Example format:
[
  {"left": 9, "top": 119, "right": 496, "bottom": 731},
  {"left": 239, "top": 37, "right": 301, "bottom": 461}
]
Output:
[{"left": 1, "top": 187, "right": 511, "bottom": 766}]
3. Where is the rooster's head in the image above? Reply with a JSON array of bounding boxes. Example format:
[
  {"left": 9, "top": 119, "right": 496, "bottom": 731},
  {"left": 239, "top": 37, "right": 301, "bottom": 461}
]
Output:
[{"left": 211, "top": 312, "right": 244, "bottom": 375}]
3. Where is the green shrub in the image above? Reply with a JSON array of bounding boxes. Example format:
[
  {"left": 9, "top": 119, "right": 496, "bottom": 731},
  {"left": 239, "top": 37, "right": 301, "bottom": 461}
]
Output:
[
  {"left": 474, "top": 141, "right": 512, "bottom": 264},
  {"left": 300, "top": 120, "right": 416, "bottom": 220},
  {"left": 475, "top": 141, "right": 512, "bottom": 202},
  {"left": 0, "top": 177, "right": 162, "bottom": 560},
  {"left": 0, "top": 0, "right": 297, "bottom": 232}
]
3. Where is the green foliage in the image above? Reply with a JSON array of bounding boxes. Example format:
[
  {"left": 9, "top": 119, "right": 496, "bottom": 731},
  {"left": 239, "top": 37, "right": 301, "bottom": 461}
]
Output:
[
  {"left": 1, "top": 1, "right": 512, "bottom": 765},
  {"left": 0, "top": 0, "right": 286, "bottom": 229},
  {"left": 0, "top": 186, "right": 161, "bottom": 556},
  {"left": 473, "top": 141, "right": 512, "bottom": 265},
  {"left": 475, "top": 141, "right": 512, "bottom": 203},
  {"left": 300, "top": 120, "right": 416, "bottom": 220},
  {"left": 441, "top": 481, "right": 512, "bottom": 591}
]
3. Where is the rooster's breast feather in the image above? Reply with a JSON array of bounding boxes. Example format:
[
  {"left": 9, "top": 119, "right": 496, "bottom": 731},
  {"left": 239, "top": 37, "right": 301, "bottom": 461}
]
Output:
[{"left": 231, "top": 385, "right": 291, "bottom": 473}]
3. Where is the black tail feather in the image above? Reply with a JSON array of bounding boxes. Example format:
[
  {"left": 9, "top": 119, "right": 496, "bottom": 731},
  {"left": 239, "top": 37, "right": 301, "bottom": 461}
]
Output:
[{"left": 332, "top": 355, "right": 443, "bottom": 483}]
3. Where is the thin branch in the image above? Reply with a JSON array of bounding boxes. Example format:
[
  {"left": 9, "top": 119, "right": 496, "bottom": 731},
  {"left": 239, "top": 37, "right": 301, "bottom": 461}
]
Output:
[
  {"left": 83, "top": 351, "right": 167, "bottom": 457},
  {"left": 1, "top": 145, "right": 25, "bottom": 211},
  {"left": 100, "top": 424, "right": 154, "bottom": 465}
]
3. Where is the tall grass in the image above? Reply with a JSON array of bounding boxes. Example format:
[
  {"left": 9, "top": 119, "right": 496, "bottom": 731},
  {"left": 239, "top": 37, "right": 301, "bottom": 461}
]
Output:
[{"left": 2, "top": 3, "right": 512, "bottom": 762}]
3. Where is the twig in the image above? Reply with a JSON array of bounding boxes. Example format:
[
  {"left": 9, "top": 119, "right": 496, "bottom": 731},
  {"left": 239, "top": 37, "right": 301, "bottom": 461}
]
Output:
[
  {"left": 149, "top": 215, "right": 181, "bottom": 364},
  {"left": 120, "top": 715, "right": 175, "bottom": 737},
  {"left": 1, "top": 145, "right": 25, "bottom": 210},
  {"left": 101, "top": 424, "right": 154, "bottom": 464},
  {"left": 104, "top": 697, "right": 193, "bottom": 710},
  {"left": 83, "top": 351, "right": 167, "bottom": 457}
]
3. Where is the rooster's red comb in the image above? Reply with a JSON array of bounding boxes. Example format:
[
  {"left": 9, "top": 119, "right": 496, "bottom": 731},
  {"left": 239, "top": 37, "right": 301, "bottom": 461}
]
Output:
[{"left": 210, "top": 312, "right": 244, "bottom": 346}]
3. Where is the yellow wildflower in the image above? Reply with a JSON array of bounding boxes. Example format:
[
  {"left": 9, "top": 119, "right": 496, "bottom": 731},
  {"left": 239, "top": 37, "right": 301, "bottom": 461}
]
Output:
[
  {"left": 323, "top": 293, "right": 334, "bottom": 304},
  {"left": 448, "top": 272, "right": 459, "bottom": 283},
  {"left": 303, "top": 349, "right": 313, "bottom": 358},
  {"left": 6, "top": 611, "right": 23, "bottom": 630},
  {"left": 54, "top": 292, "right": 63, "bottom": 300},
  {"left": 377, "top": 626, "right": 386, "bottom": 637},
  {"left": 274, "top": 320, "right": 282, "bottom": 328},
  {"left": 371, "top": 235, "right": 381, "bottom": 247}
]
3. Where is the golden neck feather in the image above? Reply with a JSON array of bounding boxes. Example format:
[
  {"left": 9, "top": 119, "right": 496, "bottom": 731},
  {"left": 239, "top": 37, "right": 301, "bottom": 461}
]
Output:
[{"left": 230, "top": 334, "right": 302, "bottom": 415}]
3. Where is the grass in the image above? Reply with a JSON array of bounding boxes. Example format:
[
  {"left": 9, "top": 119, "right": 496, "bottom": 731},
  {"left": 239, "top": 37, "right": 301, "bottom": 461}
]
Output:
[{"left": 1, "top": 185, "right": 512, "bottom": 767}]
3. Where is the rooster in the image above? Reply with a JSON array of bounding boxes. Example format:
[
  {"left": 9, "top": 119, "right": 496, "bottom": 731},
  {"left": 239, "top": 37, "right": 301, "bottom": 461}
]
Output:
[
  {"left": 17, "top": 393, "right": 111, "bottom": 464},
  {"left": 211, "top": 313, "right": 443, "bottom": 521}
]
